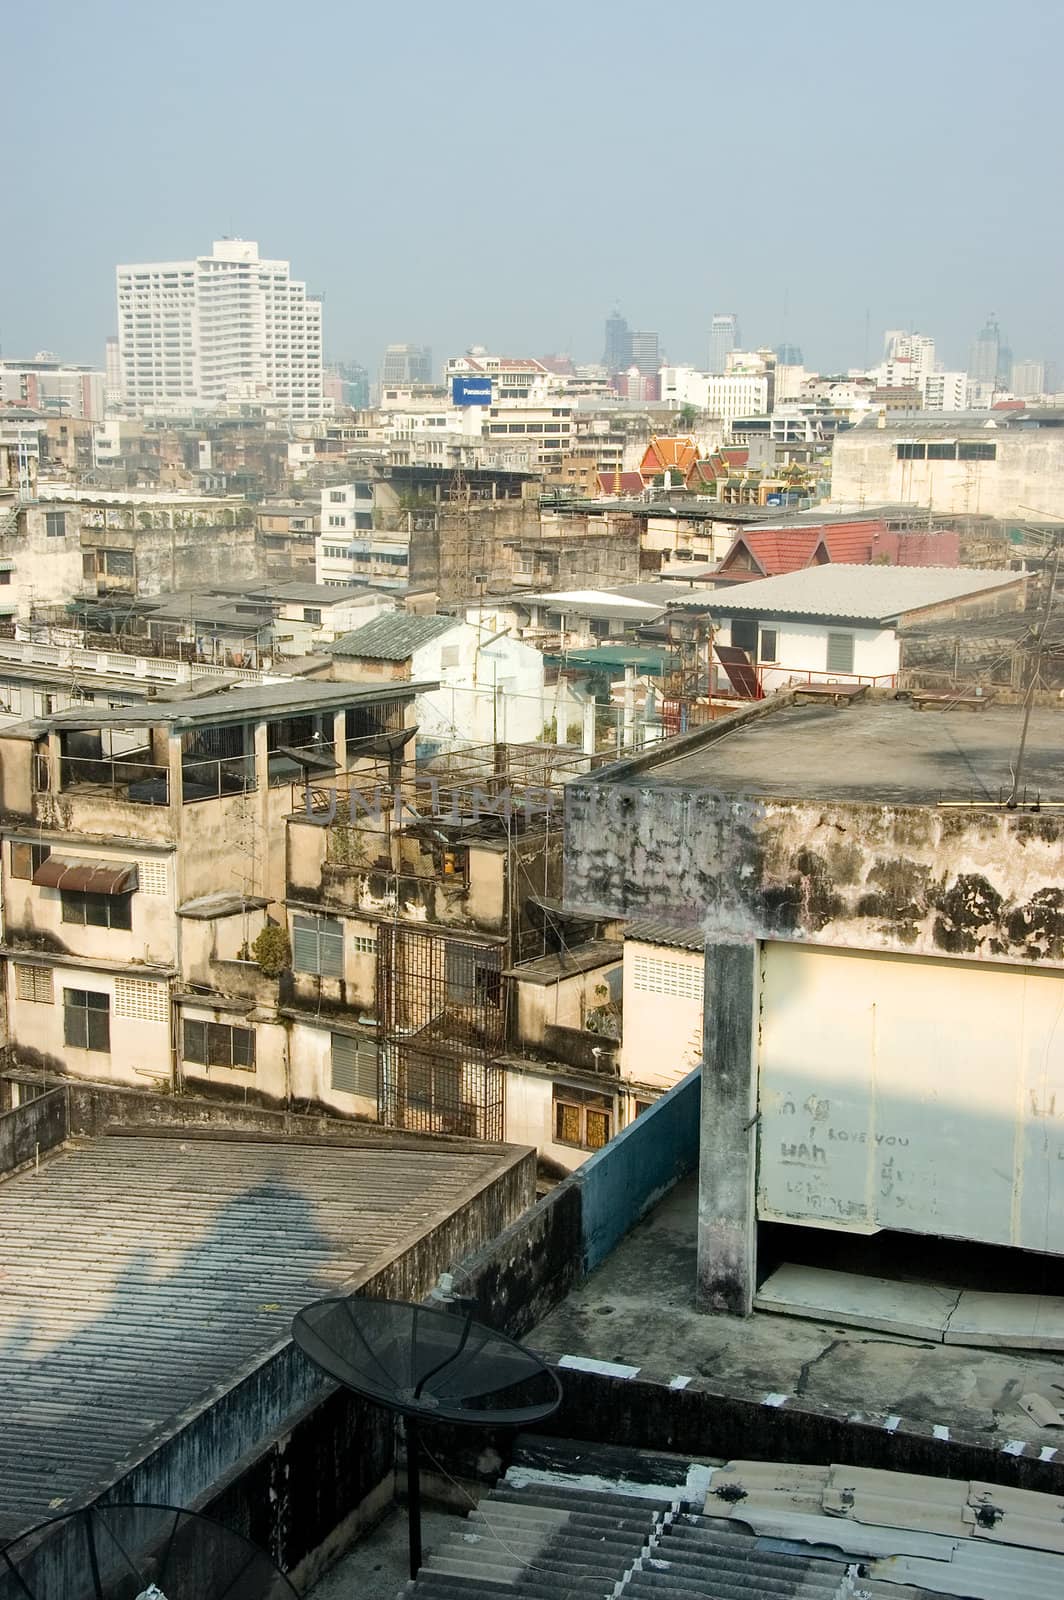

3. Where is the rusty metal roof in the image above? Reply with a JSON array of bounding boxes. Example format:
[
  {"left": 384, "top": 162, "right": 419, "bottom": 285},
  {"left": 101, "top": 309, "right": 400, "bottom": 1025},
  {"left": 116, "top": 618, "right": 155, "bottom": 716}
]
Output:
[{"left": 31, "top": 856, "right": 139, "bottom": 894}]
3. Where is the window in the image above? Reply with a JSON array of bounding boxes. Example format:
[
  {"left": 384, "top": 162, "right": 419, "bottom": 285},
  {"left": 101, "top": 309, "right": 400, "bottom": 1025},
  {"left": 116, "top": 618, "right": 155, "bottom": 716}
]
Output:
[
  {"left": 0, "top": 571, "right": 10, "bottom": 586},
  {"left": 759, "top": 628, "right": 778, "bottom": 663},
  {"left": 10, "top": 842, "right": 50, "bottom": 880},
  {"left": 444, "top": 942, "right": 501, "bottom": 1006},
  {"left": 553, "top": 1085, "right": 613, "bottom": 1151},
  {"left": 958, "top": 441, "right": 996, "bottom": 461},
  {"left": 329, "top": 490, "right": 346, "bottom": 503},
  {"left": 34, "top": 692, "right": 54, "bottom": 717},
  {"left": 302, "top": 607, "right": 322, "bottom": 625},
  {"left": 927, "top": 441, "right": 957, "bottom": 461},
  {"left": 103, "top": 549, "right": 134, "bottom": 577},
  {"left": 183, "top": 1018, "right": 256, "bottom": 1069},
  {"left": 45, "top": 511, "right": 67, "bottom": 538},
  {"left": 353, "top": 512, "right": 373, "bottom": 530},
  {"left": 826, "top": 631, "right": 855, "bottom": 673},
  {"left": 328, "top": 514, "right": 346, "bottom": 527},
  {"left": 64, "top": 988, "right": 110, "bottom": 1052},
  {"left": 634, "top": 1099, "right": 654, "bottom": 1118},
  {"left": 61, "top": 891, "right": 133, "bottom": 930},
  {"left": 293, "top": 912, "right": 344, "bottom": 977},
  {"left": 353, "top": 483, "right": 373, "bottom": 500},
  {"left": 15, "top": 964, "right": 53, "bottom": 1003},
  {"left": 408, "top": 1056, "right": 461, "bottom": 1114},
  {"left": 730, "top": 617, "right": 758, "bottom": 654},
  {"left": 352, "top": 933, "right": 376, "bottom": 954},
  {"left": 330, "top": 1032, "right": 378, "bottom": 1096}
]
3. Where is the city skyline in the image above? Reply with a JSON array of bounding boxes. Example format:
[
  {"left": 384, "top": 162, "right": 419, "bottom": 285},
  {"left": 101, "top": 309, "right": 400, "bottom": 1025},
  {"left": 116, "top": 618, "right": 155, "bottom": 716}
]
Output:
[{"left": 2, "top": 0, "right": 1061, "bottom": 385}]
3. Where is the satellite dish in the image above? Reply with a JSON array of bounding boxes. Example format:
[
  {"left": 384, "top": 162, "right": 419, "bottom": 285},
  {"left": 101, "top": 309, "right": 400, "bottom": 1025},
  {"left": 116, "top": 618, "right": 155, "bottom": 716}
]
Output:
[
  {"left": 293, "top": 1296, "right": 561, "bottom": 1579},
  {"left": 0, "top": 1504, "right": 297, "bottom": 1600}
]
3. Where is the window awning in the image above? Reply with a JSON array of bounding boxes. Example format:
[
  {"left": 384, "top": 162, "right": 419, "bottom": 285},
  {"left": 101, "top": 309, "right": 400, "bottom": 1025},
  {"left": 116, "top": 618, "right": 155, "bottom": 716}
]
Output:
[{"left": 32, "top": 857, "right": 139, "bottom": 895}]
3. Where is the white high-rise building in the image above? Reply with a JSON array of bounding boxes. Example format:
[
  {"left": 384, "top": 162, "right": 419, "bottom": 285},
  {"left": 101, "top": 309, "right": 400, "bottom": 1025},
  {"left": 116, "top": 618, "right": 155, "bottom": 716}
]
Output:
[{"left": 116, "top": 240, "right": 323, "bottom": 420}]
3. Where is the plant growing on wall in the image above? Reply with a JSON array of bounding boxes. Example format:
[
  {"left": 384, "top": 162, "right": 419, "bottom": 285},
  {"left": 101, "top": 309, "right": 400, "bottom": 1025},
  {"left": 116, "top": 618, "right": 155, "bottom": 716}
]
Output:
[{"left": 251, "top": 925, "right": 291, "bottom": 977}]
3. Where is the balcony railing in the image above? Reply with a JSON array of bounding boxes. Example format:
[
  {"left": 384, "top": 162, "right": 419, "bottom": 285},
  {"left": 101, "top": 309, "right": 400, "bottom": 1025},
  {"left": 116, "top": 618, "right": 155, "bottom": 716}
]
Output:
[
  {"left": 181, "top": 753, "right": 257, "bottom": 802},
  {"left": 58, "top": 754, "right": 171, "bottom": 806}
]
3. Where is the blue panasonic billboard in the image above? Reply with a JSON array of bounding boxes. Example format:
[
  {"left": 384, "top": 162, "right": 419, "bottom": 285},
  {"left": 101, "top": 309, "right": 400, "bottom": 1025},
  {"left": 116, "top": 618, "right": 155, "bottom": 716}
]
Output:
[{"left": 451, "top": 375, "right": 493, "bottom": 406}]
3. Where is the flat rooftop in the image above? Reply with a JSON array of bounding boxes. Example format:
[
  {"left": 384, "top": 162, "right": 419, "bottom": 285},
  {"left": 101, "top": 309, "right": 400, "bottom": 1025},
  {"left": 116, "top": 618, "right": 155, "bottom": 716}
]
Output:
[
  {"left": 0, "top": 1130, "right": 518, "bottom": 1540},
  {"left": 631, "top": 699, "right": 1064, "bottom": 805}
]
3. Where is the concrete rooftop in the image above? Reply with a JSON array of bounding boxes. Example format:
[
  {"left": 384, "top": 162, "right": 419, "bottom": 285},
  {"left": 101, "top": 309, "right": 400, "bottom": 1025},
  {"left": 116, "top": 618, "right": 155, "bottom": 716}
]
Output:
[
  {"left": 530, "top": 1179, "right": 1064, "bottom": 1458},
  {"left": 632, "top": 699, "right": 1064, "bottom": 805},
  {"left": 0, "top": 1131, "right": 516, "bottom": 1540}
]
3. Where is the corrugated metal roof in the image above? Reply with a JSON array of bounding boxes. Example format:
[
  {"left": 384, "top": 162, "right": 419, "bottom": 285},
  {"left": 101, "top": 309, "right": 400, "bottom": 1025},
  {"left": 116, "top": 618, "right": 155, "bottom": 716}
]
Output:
[
  {"left": 677, "top": 564, "right": 1023, "bottom": 623},
  {"left": 503, "top": 939, "right": 622, "bottom": 984},
  {"left": 623, "top": 919, "right": 704, "bottom": 952},
  {"left": 32, "top": 856, "right": 138, "bottom": 894},
  {"left": 329, "top": 612, "right": 458, "bottom": 659},
  {"left": 0, "top": 1133, "right": 510, "bottom": 1541}
]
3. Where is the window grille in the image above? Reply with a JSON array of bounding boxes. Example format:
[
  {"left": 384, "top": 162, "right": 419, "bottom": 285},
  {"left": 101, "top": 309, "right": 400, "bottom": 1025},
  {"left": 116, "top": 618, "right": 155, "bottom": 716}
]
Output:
[
  {"left": 631, "top": 952, "right": 704, "bottom": 1000},
  {"left": 138, "top": 859, "right": 168, "bottom": 895},
  {"left": 115, "top": 978, "right": 168, "bottom": 1023},
  {"left": 15, "top": 964, "right": 53, "bottom": 1003}
]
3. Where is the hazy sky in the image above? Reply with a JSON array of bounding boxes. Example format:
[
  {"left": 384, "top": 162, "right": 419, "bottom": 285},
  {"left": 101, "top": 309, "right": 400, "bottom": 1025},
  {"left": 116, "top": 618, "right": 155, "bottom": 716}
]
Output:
[{"left": 4, "top": 0, "right": 1061, "bottom": 379}]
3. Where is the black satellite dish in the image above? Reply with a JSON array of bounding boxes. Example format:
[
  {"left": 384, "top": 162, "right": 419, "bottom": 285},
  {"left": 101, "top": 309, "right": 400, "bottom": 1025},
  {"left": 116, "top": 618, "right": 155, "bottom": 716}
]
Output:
[
  {"left": 293, "top": 1296, "right": 562, "bottom": 1578},
  {"left": 0, "top": 1504, "right": 297, "bottom": 1600}
]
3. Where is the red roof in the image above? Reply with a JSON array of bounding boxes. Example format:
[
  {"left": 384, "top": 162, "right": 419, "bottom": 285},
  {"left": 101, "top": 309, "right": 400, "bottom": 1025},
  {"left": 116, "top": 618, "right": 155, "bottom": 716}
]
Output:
[
  {"left": 639, "top": 436, "right": 700, "bottom": 480},
  {"left": 596, "top": 470, "right": 645, "bottom": 496}
]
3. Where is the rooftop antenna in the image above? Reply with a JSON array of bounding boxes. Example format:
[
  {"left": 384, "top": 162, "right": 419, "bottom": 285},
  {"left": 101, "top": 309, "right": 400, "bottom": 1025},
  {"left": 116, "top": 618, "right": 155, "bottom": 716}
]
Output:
[
  {"left": 293, "top": 1294, "right": 561, "bottom": 1580},
  {"left": 0, "top": 1503, "right": 296, "bottom": 1600}
]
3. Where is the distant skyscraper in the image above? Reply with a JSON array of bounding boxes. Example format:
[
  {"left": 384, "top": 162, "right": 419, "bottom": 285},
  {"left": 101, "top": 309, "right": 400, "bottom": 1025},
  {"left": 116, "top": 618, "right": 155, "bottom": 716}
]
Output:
[
  {"left": 968, "top": 315, "right": 1005, "bottom": 386},
  {"left": 379, "top": 344, "right": 432, "bottom": 386},
  {"left": 629, "top": 330, "right": 660, "bottom": 375},
  {"left": 775, "top": 343, "right": 803, "bottom": 367},
  {"left": 116, "top": 239, "right": 323, "bottom": 420},
  {"left": 1011, "top": 359, "right": 1046, "bottom": 399},
  {"left": 603, "top": 311, "right": 632, "bottom": 373},
  {"left": 709, "top": 313, "right": 739, "bottom": 375}
]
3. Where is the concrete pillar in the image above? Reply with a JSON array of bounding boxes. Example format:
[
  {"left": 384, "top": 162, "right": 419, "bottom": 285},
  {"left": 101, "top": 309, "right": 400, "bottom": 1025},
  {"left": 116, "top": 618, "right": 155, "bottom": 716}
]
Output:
[{"left": 697, "top": 940, "right": 759, "bottom": 1316}]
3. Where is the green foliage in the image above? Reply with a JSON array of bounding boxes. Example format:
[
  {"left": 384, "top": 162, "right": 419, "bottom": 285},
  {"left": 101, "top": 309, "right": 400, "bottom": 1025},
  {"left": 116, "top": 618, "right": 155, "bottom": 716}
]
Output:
[{"left": 251, "top": 925, "right": 291, "bottom": 977}]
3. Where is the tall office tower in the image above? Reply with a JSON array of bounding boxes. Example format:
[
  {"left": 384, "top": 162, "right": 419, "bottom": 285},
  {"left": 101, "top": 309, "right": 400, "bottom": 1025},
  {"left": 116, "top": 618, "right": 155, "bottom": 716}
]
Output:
[
  {"left": 968, "top": 315, "right": 1003, "bottom": 386},
  {"left": 603, "top": 310, "right": 632, "bottom": 373},
  {"left": 775, "top": 343, "right": 803, "bottom": 367},
  {"left": 379, "top": 345, "right": 433, "bottom": 386},
  {"left": 709, "top": 313, "right": 739, "bottom": 374},
  {"left": 116, "top": 240, "right": 323, "bottom": 420},
  {"left": 629, "top": 330, "right": 660, "bottom": 375}
]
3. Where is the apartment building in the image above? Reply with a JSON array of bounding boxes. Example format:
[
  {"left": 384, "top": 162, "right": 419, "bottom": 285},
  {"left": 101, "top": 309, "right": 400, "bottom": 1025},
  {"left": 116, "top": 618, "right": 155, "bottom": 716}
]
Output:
[
  {"left": 0, "top": 678, "right": 423, "bottom": 1102},
  {"left": 0, "top": 359, "right": 106, "bottom": 422},
  {"left": 116, "top": 239, "right": 324, "bottom": 421},
  {"left": 316, "top": 479, "right": 411, "bottom": 588}
]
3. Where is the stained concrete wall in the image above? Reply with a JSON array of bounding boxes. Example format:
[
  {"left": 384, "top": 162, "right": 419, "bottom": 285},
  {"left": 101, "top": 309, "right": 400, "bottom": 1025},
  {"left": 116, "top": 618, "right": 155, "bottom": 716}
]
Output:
[
  {"left": 0, "top": 1087, "right": 68, "bottom": 1173},
  {"left": 564, "top": 782, "right": 1064, "bottom": 969}
]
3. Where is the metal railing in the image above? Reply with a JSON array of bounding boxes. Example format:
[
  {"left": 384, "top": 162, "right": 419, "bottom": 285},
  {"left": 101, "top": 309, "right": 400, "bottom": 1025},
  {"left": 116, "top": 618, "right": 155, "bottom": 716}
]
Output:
[
  {"left": 181, "top": 753, "right": 257, "bottom": 801},
  {"left": 58, "top": 754, "right": 170, "bottom": 805}
]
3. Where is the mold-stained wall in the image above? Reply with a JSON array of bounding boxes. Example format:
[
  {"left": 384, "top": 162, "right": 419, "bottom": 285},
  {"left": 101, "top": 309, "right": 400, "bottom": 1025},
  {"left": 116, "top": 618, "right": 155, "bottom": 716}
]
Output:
[{"left": 564, "top": 783, "right": 1064, "bottom": 969}]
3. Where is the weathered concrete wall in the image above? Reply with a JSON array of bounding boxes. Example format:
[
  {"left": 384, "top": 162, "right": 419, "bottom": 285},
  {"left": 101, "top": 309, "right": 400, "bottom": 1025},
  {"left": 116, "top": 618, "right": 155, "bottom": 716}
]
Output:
[
  {"left": 697, "top": 944, "right": 757, "bottom": 1314},
  {"left": 564, "top": 782, "right": 1064, "bottom": 968},
  {"left": 0, "top": 1087, "right": 68, "bottom": 1174}
]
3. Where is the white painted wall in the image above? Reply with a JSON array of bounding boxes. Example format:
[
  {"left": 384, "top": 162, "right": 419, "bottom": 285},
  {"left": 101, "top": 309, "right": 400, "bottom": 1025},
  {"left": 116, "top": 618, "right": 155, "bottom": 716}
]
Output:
[
  {"left": 620, "top": 939, "right": 703, "bottom": 1089},
  {"left": 757, "top": 942, "right": 1064, "bottom": 1251},
  {"left": 720, "top": 616, "right": 900, "bottom": 688},
  {"left": 410, "top": 623, "right": 546, "bottom": 750}
]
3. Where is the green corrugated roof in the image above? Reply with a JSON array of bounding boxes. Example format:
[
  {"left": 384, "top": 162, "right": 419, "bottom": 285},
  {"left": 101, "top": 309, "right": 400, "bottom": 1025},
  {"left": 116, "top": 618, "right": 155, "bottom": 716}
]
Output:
[{"left": 328, "top": 611, "right": 459, "bottom": 660}]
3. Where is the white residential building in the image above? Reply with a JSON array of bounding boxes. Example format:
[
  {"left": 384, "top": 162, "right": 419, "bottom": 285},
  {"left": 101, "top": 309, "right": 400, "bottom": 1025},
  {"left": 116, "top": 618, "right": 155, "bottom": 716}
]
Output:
[
  {"left": 116, "top": 240, "right": 323, "bottom": 421},
  {"left": 921, "top": 371, "right": 968, "bottom": 411},
  {"left": 660, "top": 368, "right": 769, "bottom": 424}
]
